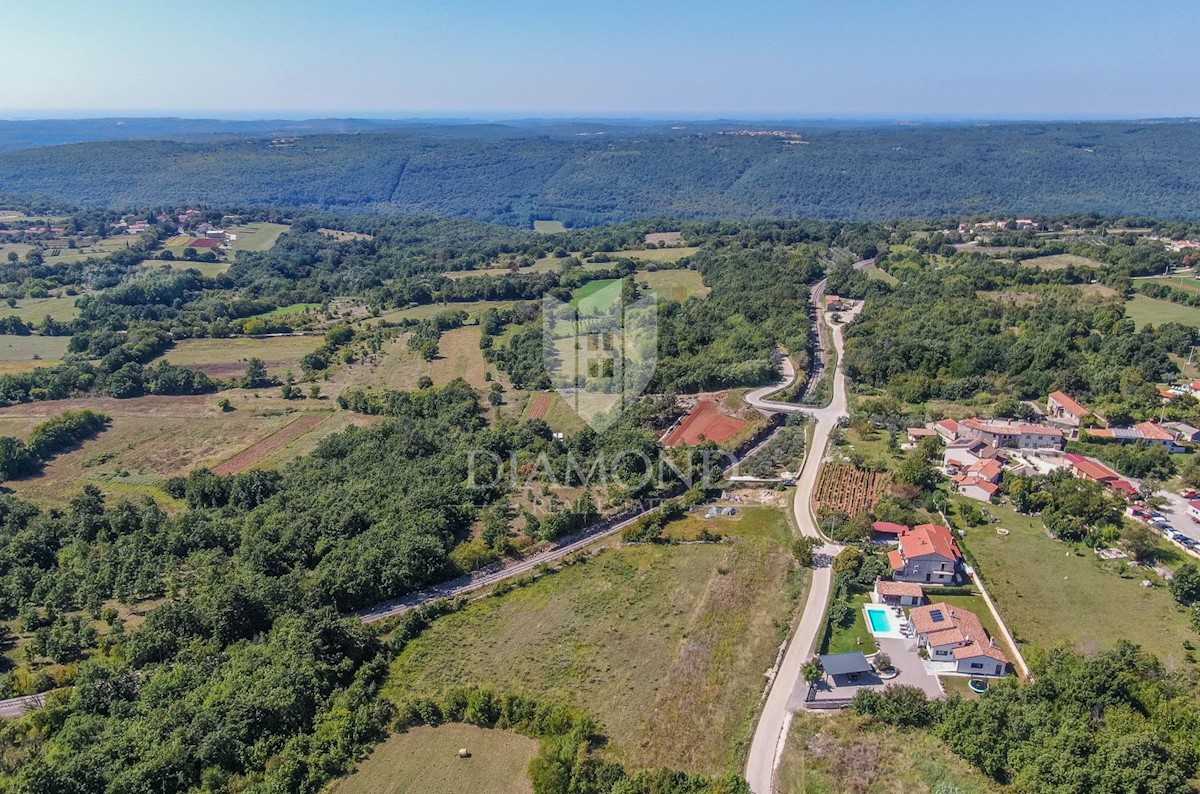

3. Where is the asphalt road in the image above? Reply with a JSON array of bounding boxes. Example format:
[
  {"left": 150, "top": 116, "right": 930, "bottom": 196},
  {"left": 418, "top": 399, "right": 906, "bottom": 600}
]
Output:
[{"left": 742, "top": 294, "right": 858, "bottom": 794}]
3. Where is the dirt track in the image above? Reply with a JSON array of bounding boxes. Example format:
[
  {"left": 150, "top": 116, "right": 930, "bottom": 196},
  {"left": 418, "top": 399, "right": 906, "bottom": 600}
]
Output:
[{"left": 213, "top": 413, "right": 328, "bottom": 474}]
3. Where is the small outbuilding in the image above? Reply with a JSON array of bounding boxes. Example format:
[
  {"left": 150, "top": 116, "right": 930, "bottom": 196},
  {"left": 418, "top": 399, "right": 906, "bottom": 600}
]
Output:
[{"left": 818, "top": 651, "right": 873, "bottom": 684}]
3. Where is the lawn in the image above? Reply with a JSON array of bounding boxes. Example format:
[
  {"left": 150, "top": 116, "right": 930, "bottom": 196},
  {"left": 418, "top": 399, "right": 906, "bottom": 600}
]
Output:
[
  {"left": 2, "top": 295, "right": 81, "bottom": 323},
  {"left": 637, "top": 268, "right": 709, "bottom": 301},
  {"left": 1126, "top": 294, "right": 1200, "bottom": 328},
  {"left": 384, "top": 507, "right": 804, "bottom": 775},
  {"left": 226, "top": 222, "right": 289, "bottom": 253},
  {"left": 152, "top": 335, "right": 323, "bottom": 379},
  {"left": 329, "top": 724, "right": 537, "bottom": 794},
  {"left": 822, "top": 592, "right": 875, "bottom": 655},
  {"left": 778, "top": 712, "right": 1001, "bottom": 794},
  {"left": 950, "top": 498, "right": 1197, "bottom": 664},
  {"left": 533, "top": 220, "right": 566, "bottom": 234},
  {"left": 863, "top": 264, "right": 899, "bottom": 285}
]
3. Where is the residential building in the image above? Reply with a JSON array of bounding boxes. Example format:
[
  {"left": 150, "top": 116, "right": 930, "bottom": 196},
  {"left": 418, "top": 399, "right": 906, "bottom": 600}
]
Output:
[
  {"left": 1088, "top": 422, "right": 1185, "bottom": 452},
  {"left": 1046, "top": 391, "right": 1089, "bottom": 427},
  {"left": 1166, "top": 422, "right": 1200, "bottom": 443},
  {"left": 907, "top": 427, "right": 938, "bottom": 444},
  {"left": 943, "top": 438, "right": 992, "bottom": 469},
  {"left": 872, "top": 521, "right": 908, "bottom": 538},
  {"left": 872, "top": 579, "right": 925, "bottom": 607},
  {"left": 909, "top": 602, "right": 1009, "bottom": 677},
  {"left": 1189, "top": 500, "right": 1200, "bottom": 523},
  {"left": 887, "top": 523, "right": 966, "bottom": 585},
  {"left": 1063, "top": 453, "right": 1138, "bottom": 498},
  {"left": 953, "top": 475, "right": 1000, "bottom": 502},
  {"left": 959, "top": 418, "right": 1064, "bottom": 450},
  {"left": 932, "top": 418, "right": 961, "bottom": 442}
]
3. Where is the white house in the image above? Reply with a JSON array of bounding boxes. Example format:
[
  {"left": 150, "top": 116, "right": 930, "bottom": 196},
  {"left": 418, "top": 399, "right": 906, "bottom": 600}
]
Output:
[{"left": 909, "top": 602, "right": 1009, "bottom": 676}]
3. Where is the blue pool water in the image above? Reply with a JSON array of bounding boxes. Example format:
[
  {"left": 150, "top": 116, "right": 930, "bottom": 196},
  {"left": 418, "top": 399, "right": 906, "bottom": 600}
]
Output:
[{"left": 866, "top": 607, "right": 893, "bottom": 633}]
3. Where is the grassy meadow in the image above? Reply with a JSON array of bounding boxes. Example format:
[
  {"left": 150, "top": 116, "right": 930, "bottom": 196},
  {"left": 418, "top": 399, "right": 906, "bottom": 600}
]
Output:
[
  {"left": 1126, "top": 293, "right": 1200, "bottom": 328},
  {"left": 384, "top": 506, "right": 805, "bottom": 776}
]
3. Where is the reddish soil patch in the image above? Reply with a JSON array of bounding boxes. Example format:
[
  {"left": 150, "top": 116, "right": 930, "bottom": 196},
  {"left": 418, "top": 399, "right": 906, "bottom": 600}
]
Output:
[
  {"left": 189, "top": 238, "right": 219, "bottom": 248},
  {"left": 662, "top": 400, "right": 748, "bottom": 446},
  {"left": 527, "top": 393, "right": 550, "bottom": 420},
  {"left": 213, "top": 413, "right": 328, "bottom": 475}
]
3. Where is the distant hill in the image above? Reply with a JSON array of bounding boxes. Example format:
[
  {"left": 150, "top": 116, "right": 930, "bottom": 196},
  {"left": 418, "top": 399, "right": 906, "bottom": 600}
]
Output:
[{"left": 2, "top": 120, "right": 1199, "bottom": 225}]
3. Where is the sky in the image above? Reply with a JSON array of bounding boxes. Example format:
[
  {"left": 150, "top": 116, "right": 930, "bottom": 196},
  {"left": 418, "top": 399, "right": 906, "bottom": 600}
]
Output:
[{"left": 4, "top": 0, "right": 1199, "bottom": 120}]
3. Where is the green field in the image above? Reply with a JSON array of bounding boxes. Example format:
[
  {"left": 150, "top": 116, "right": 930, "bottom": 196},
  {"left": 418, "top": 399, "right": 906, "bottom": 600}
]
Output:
[
  {"left": 822, "top": 592, "right": 875, "bottom": 655},
  {"left": 1143, "top": 276, "right": 1200, "bottom": 294},
  {"left": 1126, "top": 294, "right": 1200, "bottom": 328},
  {"left": 637, "top": 269, "right": 709, "bottom": 301},
  {"left": 384, "top": 507, "right": 803, "bottom": 775},
  {"left": 256, "top": 302, "right": 322, "bottom": 319},
  {"left": 952, "top": 498, "right": 1196, "bottom": 664},
  {"left": 2, "top": 295, "right": 81, "bottom": 323},
  {"left": 610, "top": 246, "right": 700, "bottom": 263},
  {"left": 0, "top": 335, "right": 70, "bottom": 363},
  {"left": 329, "top": 725, "right": 537, "bottom": 794},
  {"left": 778, "top": 713, "right": 1001, "bottom": 794},
  {"left": 532, "top": 220, "right": 566, "bottom": 234},
  {"left": 142, "top": 259, "right": 230, "bottom": 277},
  {"left": 226, "top": 222, "right": 289, "bottom": 253},
  {"left": 863, "top": 264, "right": 899, "bottom": 285},
  {"left": 1023, "top": 253, "right": 1105, "bottom": 270},
  {"left": 153, "top": 335, "right": 323, "bottom": 378},
  {"left": 364, "top": 300, "right": 515, "bottom": 327}
]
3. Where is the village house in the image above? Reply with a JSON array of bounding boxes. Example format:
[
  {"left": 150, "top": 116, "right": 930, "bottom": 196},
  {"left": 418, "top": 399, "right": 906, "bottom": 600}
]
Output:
[
  {"left": 943, "top": 437, "right": 1005, "bottom": 470},
  {"left": 909, "top": 602, "right": 1009, "bottom": 676},
  {"left": 888, "top": 523, "right": 967, "bottom": 585},
  {"left": 907, "top": 427, "right": 938, "bottom": 445},
  {"left": 1087, "top": 421, "right": 1186, "bottom": 452},
  {"left": 1189, "top": 500, "right": 1200, "bottom": 523},
  {"left": 953, "top": 475, "right": 1000, "bottom": 502},
  {"left": 871, "top": 521, "right": 908, "bottom": 540},
  {"left": 872, "top": 579, "right": 925, "bottom": 607},
  {"left": 932, "top": 418, "right": 960, "bottom": 442},
  {"left": 1046, "top": 391, "right": 1090, "bottom": 428},
  {"left": 1063, "top": 453, "right": 1138, "bottom": 498},
  {"left": 1166, "top": 422, "right": 1200, "bottom": 444},
  {"left": 959, "top": 418, "right": 1064, "bottom": 450}
]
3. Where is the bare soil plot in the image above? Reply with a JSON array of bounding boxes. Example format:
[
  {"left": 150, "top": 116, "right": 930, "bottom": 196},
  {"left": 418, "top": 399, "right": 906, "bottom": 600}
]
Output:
[
  {"left": 662, "top": 397, "right": 750, "bottom": 446},
  {"left": 329, "top": 725, "right": 536, "bottom": 794},
  {"left": 533, "top": 220, "right": 566, "bottom": 234},
  {"left": 525, "top": 392, "right": 550, "bottom": 420}
]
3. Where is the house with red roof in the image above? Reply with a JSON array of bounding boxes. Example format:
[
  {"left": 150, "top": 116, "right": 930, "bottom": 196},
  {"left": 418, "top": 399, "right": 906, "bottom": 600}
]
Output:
[
  {"left": 909, "top": 602, "right": 1009, "bottom": 676},
  {"left": 932, "top": 418, "right": 961, "bottom": 442},
  {"left": 953, "top": 474, "right": 1000, "bottom": 502},
  {"left": 1087, "top": 422, "right": 1184, "bottom": 452},
  {"left": 959, "top": 418, "right": 1064, "bottom": 450},
  {"left": 872, "top": 579, "right": 925, "bottom": 607},
  {"left": 888, "top": 523, "right": 967, "bottom": 585},
  {"left": 1046, "top": 391, "right": 1091, "bottom": 428},
  {"left": 1063, "top": 453, "right": 1138, "bottom": 498}
]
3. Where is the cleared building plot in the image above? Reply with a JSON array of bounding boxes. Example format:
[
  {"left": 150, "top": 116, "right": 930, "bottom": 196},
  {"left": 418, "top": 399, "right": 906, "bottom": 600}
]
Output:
[{"left": 662, "top": 397, "right": 750, "bottom": 446}]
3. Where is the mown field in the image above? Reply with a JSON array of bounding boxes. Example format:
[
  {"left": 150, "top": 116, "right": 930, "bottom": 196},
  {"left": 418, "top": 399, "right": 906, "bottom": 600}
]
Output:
[
  {"left": 226, "top": 222, "right": 289, "bottom": 253},
  {"left": 329, "top": 724, "right": 537, "bottom": 794},
  {"left": 778, "top": 712, "right": 1001, "bottom": 794},
  {"left": 1022, "top": 253, "right": 1105, "bottom": 270},
  {"left": 637, "top": 268, "right": 709, "bottom": 301},
  {"left": 952, "top": 498, "right": 1196, "bottom": 664},
  {"left": 1126, "top": 293, "right": 1200, "bottom": 328},
  {"left": 141, "top": 259, "right": 230, "bottom": 277},
  {"left": 152, "top": 335, "right": 323, "bottom": 379},
  {"left": 384, "top": 507, "right": 805, "bottom": 776},
  {"left": 3, "top": 294, "right": 81, "bottom": 322},
  {"left": 0, "top": 335, "right": 70, "bottom": 370}
]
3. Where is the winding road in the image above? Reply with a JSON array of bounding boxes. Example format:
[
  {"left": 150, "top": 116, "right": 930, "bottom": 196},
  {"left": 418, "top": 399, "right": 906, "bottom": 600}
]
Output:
[{"left": 742, "top": 290, "right": 858, "bottom": 794}]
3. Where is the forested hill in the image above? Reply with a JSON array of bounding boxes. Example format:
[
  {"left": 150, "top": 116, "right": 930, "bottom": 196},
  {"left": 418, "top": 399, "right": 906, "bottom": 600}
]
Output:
[{"left": 3, "top": 120, "right": 1200, "bottom": 224}]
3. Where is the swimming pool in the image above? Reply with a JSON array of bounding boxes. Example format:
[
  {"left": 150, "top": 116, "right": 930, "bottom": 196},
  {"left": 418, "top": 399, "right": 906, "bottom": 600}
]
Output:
[{"left": 865, "top": 605, "right": 899, "bottom": 636}]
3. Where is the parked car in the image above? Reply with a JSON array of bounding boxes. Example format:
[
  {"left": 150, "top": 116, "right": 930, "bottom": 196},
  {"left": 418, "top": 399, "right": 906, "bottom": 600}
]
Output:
[{"left": 1181, "top": 489, "right": 1198, "bottom": 499}]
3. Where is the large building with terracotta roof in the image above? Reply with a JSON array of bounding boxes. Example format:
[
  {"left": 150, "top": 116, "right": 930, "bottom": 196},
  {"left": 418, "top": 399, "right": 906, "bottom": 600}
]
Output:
[
  {"left": 959, "top": 418, "right": 1064, "bottom": 450},
  {"left": 1063, "top": 453, "right": 1139, "bottom": 498},
  {"left": 888, "top": 523, "right": 966, "bottom": 585},
  {"left": 1046, "top": 391, "right": 1091, "bottom": 427},
  {"left": 1086, "top": 422, "right": 1184, "bottom": 452},
  {"left": 909, "top": 602, "right": 1009, "bottom": 676}
]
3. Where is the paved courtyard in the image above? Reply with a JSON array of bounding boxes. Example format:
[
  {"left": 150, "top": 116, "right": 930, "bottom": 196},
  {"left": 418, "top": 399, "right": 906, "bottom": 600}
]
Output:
[{"left": 791, "top": 634, "right": 945, "bottom": 710}]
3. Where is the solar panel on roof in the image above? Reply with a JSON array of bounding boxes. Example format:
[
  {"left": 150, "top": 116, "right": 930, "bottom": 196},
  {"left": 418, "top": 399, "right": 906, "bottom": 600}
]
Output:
[{"left": 929, "top": 609, "right": 945, "bottom": 622}]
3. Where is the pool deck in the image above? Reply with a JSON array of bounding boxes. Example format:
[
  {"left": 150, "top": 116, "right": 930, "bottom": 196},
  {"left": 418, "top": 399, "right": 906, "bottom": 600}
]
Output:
[{"left": 863, "top": 603, "right": 908, "bottom": 640}]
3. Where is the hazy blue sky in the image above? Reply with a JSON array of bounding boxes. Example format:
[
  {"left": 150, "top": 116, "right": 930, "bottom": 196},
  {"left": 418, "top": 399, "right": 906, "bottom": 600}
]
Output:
[{"left": 5, "top": 0, "right": 1199, "bottom": 119}]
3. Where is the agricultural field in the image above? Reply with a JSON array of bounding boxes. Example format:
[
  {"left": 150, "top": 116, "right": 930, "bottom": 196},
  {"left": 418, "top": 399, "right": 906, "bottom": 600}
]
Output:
[
  {"left": 520, "top": 391, "right": 585, "bottom": 434},
  {"left": 384, "top": 507, "right": 805, "bottom": 776},
  {"left": 226, "top": 222, "right": 289, "bottom": 253},
  {"left": 1125, "top": 293, "right": 1200, "bottom": 328},
  {"left": 0, "top": 395, "right": 329, "bottom": 507},
  {"left": 40, "top": 236, "right": 133, "bottom": 265},
  {"left": 0, "top": 242, "right": 34, "bottom": 262},
  {"left": 610, "top": 246, "right": 700, "bottom": 263},
  {"left": 1022, "top": 253, "right": 1105, "bottom": 270},
  {"left": 2, "top": 294, "right": 82, "bottom": 323},
  {"left": 532, "top": 220, "right": 566, "bottom": 234},
  {"left": 141, "top": 258, "right": 230, "bottom": 277},
  {"left": 254, "top": 302, "right": 322, "bottom": 320},
  {"left": 644, "top": 231, "right": 684, "bottom": 246},
  {"left": 662, "top": 396, "right": 753, "bottom": 447},
  {"left": 362, "top": 300, "right": 515, "bottom": 327},
  {"left": 1142, "top": 275, "right": 1200, "bottom": 294},
  {"left": 813, "top": 464, "right": 891, "bottom": 516},
  {"left": 636, "top": 268, "right": 709, "bottom": 301},
  {"left": 778, "top": 712, "right": 1001, "bottom": 794},
  {"left": 863, "top": 264, "right": 898, "bottom": 285},
  {"left": 329, "top": 725, "right": 537, "bottom": 794},
  {"left": 151, "top": 335, "right": 323, "bottom": 379},
  {"left": 0, "top": 335, "right": 70, "bottom": 374},
  {"left": 951, "top": 498, "right": 1197, "bottom": 664}
]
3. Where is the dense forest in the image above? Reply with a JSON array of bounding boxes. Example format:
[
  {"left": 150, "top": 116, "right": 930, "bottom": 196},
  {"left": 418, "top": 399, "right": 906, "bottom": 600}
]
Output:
[{"left": 3, "top": 121, "right": 1200, "bottom": 224}]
